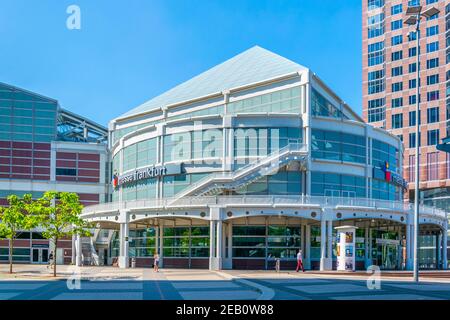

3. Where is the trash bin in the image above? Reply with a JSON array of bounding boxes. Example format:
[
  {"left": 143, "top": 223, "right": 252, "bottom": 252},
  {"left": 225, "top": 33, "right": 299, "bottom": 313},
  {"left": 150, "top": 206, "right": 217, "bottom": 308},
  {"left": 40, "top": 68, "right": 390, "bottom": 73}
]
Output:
[{"left": 131, "top": 257, "right": 136, "bottom": 268}]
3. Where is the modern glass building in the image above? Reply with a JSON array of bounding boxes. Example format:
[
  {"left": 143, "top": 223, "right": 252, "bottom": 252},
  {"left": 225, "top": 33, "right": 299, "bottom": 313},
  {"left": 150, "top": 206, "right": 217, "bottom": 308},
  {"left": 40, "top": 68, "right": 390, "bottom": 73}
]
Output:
[
  {"left": 0, "top": 82, "right": 108, "bottom": 265},
  {"left": 81, "top": 46, "right": 448, "bottom": 270}
]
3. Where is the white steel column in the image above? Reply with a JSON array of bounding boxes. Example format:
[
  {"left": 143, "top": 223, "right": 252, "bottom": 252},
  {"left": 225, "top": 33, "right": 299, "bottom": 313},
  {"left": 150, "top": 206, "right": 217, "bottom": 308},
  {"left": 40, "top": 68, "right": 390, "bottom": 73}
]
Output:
[
  {"left": 443, "top": 222, "right": 448, "bottom": 270},
  {"left": 71, "top": 234, "right": 76, "bottom": 264},
  {"left": 118, "top": 222, "right": 129, "bottom": 268},
  {"left": 364, "top": 226, "right": 370, "bottom": 269},
  {"left": 406, "top": 224, "right": 413, "bottom": 270},
  {"left": 327, "top": 220, "right": 333, "bottom": 260},
  {"left": 209, "top": 220, "right": 216, "bottom": 270},
  {"left": 320, "top": 218, "right": 327, "bottom": 271},
  {"left": 159, "top": 224, "right": 164, "bottom": 268},
  {"left": 75, "top": 234, "right": 82, "bottom": 267},
  {"left": 305, "top": 224, "right": 311, "bottom": 269},
  {"left": 216, "top": 220, "right": 223, "bottom": 270}
]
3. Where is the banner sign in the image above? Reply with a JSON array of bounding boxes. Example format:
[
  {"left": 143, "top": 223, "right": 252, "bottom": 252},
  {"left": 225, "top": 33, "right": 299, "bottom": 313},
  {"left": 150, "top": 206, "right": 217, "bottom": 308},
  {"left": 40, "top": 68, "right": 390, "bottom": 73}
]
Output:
[{"left": 113, "top": 164, "right": 182, "bottom": 188}]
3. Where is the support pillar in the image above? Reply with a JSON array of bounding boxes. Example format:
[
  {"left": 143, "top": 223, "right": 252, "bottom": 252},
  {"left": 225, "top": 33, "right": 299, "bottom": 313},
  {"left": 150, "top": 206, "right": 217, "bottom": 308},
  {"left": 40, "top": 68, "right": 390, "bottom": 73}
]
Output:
[
  {"left": 406, "top": 224, "right": 413, "bottom": 270},
  {"left": 305, "top": 224, "right": 311, "bottom": 270},
  {"left": 320, "top": 218, "right": 332, "bottom": 271},
  {"left": 327, "top": 220, "right": 333, "bottom": 261},
  {"left": 223, "top": 221, "right": 233, "bottom": 269},
  {"left": 364, "top": 226, "right": 371, "bottom": 269},
  {"left": 118, "top": 222, "right": 129, "bottom": 268},
  {"left": 209, "top": 220, "right": 216, "bottom": 270},
  {"left": 159, "top": 224, "right": 164, "bottom": 268},
  {"left": 216, "top": 220, "right": 223, "bottom": 270},
  {"left": 443, "top": 223, "right": 448, "bottom": 270},
  {"left": 75, "top": 234, "right": 82, "bottom": 267},
  {"left": 71, "top": 234, "right": 76, "bottom": 264}
]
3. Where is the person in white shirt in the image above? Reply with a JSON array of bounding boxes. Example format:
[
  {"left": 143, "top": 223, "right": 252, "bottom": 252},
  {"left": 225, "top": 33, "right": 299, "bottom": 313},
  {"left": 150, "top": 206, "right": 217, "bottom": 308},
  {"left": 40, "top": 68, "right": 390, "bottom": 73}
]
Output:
[{"left": 296, "top": 249, "right": 305, "bottom": 272}]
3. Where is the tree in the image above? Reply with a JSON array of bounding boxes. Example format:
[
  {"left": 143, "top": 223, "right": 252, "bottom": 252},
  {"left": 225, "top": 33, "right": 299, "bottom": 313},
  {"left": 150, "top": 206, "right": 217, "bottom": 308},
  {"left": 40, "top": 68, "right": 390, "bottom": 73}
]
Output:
[
  {"left": 33, "top": 191, "right": 92, "bottom": 277},
  {"left": 0, "top": 194, "right": 38, "bottom": 274}
]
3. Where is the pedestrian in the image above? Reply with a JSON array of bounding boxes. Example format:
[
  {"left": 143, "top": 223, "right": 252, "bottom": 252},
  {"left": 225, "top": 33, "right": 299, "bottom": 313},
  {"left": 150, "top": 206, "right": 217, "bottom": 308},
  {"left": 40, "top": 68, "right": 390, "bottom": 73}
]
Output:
[
  {"left": 275, "top": 257, "right": 281, "bottom": 273},
  {"left": 295, "top": 249, "right": 305, "bottom": 272},
  {"left": 47, "top": 251, "right": 54, "bottom": 269},
  {"left": 153, "top": 253, "right": 160, "bottom": 272}
]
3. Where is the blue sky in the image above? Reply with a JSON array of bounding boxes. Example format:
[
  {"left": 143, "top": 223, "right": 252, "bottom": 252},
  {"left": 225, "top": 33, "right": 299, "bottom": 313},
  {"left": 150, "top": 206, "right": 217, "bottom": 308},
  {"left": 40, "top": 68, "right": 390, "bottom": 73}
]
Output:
[{"left": 0, "top": 0, "right": 362, "bottom": 126}]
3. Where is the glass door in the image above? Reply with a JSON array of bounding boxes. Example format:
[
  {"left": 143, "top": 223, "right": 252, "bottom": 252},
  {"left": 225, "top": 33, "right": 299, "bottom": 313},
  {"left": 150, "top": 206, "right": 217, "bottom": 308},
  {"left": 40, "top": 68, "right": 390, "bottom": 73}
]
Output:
[{"left": 32, "top": 248, "right": 40, "bottom": 263}]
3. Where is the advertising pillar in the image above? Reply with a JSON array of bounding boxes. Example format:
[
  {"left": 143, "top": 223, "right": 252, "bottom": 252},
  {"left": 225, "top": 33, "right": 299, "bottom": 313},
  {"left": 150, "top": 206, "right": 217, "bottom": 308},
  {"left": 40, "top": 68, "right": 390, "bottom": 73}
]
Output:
[{"left": 335, "top": 226, "right": 358, "bottom": 271}]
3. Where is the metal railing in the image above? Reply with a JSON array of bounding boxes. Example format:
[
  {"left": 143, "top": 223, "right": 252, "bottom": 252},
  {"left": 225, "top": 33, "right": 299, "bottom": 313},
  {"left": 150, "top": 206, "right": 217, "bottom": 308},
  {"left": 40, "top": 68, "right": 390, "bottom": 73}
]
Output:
[{"left": 81, "top": 195, "right": 447, "bottom": 220}]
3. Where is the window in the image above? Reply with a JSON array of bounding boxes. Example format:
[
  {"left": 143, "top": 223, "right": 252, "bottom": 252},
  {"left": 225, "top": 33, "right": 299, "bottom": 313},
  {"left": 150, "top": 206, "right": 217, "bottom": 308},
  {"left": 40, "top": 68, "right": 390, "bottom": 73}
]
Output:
[
  {"left": 368, "top": 98, "right": 386, "bottom": 122},
  {"left": 391, "top": 4, "right": 402, "bottom": 15},
  {"left": 408, "top": 31, "right": 418, "bottom": 41},
  {"left": 427, "top": 129, "right": 440, "bottom": 145},
  {"left": 397, "top": 134, "right": 403, "bottom": 142},
  {"left": 391, "top": 35, "right": 403, "bottom": 46},
  {"left": 409, "top": 47, "right": 417, "bottom": 57},
  {"left": 426, "top": 42, "right": 439, "bottom": 53},
  {"left": 391, "top": 66, "right": 403, "bottom": 77},
  {"left": 392, "top": 97, "right": 403, "bottom": 108},
  {"left": 426, "top": 0, "right": 438, "bottom": 4},
  {"left": 408, "top": 155, "right": 415, "bottom": 182},
  {"left": 392, "top": 82, "right": 403, "bottom": 92},
  {"left": 392, "top": 50, "right": 403, "bottom": 61},
  {"left": 427, "top": 58, "right": 439, "bottom": 69},
  {"left": 55, "top": 168, "right": 77, "bottom": 176},
  {"left": 368, "top": 0, "right": 385, "bottom": 10},
  {"left": 427, "top": 152, "right": 439, "bottom": 181},
  {"left": 409, "top": 79, "right": 419, "bottom": 89},
  {"left": 409, "top": 110, "right": 421, "bottom": 126},
  {"left": 391, "top": 19, "right": 403, "bottom": 31},
  {"left": 427, "top": 91, "right": 439, "bottom": 101},
  {"left": 368, "top": 41, "right": 385, "bottom": 66},
  {"left": 409, "top": 132, "right": 421, "bottom": 148},
  {"left": 427, "top": 74, "right": 439, "bottom": 85},
  {"left": 409, "top": 95, "right": 420, "bottom": 105},
  {"left": 427, "top": 107, "right": 439, "bottom": 123},
  {"left": 368, "top": 13, "right": 385, "bottom": 38},
  {"left": 368, "top": 69, "right": 385, "bottom": 94},
  {"left": 408, "top": 63, "right": 417, "bottom": 73},
  {"left": 392, "top": 114, "right": 403, "bottom": 129},
  {"left": 426, "top": 25, "right": 439, "bottom": 37}
]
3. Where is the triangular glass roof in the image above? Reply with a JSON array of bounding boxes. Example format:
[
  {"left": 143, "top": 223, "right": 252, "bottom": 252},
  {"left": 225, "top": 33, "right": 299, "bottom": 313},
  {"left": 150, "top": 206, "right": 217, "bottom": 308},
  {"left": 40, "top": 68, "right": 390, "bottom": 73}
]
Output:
[{"left": 117, "top": 46, "right": 308, "bottom": 119}]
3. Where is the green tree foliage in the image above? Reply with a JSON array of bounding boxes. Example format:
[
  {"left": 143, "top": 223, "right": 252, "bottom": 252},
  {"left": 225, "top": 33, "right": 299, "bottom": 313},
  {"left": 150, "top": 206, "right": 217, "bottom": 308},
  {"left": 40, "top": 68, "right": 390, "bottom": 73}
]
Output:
[
  {"left": 33, "top": 191, "right": 91, "bottom": 277},
  {"left": 0, "top": 194, "right": 38, "bottom": 273}
]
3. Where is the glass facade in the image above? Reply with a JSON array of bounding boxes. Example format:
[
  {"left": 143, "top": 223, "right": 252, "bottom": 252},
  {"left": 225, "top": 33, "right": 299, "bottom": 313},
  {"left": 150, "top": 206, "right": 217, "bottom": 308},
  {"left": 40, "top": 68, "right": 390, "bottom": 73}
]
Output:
[
  {"left": 311, "top": 172, "right": 366, "bottom": 198},
  {"left": 311, "top": 88, "right": 347, "bottom": 119}
]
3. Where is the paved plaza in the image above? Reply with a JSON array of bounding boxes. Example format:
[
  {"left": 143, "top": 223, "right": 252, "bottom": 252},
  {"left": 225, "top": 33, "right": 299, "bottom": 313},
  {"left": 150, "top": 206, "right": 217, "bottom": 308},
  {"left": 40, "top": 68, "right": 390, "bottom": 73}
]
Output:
[{"left": 1, "top": 265, "right": 450, "bottom": 300}]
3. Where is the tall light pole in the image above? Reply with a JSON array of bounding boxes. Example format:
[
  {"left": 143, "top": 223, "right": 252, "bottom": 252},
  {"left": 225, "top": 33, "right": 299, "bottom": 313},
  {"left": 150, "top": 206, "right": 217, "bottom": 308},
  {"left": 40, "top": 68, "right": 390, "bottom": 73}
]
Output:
[{"left": 404, "top": 5, "right": 440, "bottom": 282}]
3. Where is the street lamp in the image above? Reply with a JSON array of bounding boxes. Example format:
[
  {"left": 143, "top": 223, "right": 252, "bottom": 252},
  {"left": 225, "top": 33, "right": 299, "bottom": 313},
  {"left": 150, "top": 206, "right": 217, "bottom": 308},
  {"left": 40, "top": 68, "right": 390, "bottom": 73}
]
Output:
[{"left": 404, "top": 5, "right": 440, "bottom": 283}]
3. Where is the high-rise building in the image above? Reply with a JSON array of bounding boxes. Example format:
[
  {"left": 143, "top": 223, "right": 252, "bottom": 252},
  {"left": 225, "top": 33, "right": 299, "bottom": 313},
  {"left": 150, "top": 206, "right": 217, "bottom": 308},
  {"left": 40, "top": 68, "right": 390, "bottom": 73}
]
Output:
[
  {"left": 362, "top": 0, "right": 450, "bottom": 211},
  {"left": 0, "top": 82, "right": 108, "bottom": 265}
]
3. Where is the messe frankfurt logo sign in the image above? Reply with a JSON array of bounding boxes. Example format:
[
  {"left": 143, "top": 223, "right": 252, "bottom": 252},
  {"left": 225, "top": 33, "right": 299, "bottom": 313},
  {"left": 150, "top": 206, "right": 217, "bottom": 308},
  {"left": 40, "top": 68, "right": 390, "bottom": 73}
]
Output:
[
  {"left": 113, "top": 164, "right": 181, "bottom": 188},
  {"left": 373, "top": 161, "right": 408, "bottom": 190}
]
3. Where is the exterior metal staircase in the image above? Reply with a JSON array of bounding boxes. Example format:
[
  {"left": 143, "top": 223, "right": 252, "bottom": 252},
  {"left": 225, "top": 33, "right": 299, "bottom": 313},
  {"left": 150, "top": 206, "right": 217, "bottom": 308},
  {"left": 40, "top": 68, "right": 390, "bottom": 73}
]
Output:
[
  {"left": 171, "top": 142, "right": 308, "bottom": 202},
  {"left": 81, "top": 235, "right": 100, "bottom": 266}
]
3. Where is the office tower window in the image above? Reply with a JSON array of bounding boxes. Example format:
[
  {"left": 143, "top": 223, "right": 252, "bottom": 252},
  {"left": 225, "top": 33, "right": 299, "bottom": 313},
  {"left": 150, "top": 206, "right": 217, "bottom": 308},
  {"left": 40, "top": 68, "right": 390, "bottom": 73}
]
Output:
[
  {"left": 426, "top": 13, "right": 439, "bottom": 21},
  {"left": 447, "top": 153, "right": 450, "bottom": 179},
  {"left": 409, "top": 132, "right": 421, "bottom": 148},
  {"left": 397, "top": 134, "right": 403, "bottom": 142},
  {"left": 427, "top": 74, "right": 439, "bottom": 85},
  {"left": 368, "top": 13, "right": 385, "bottom": 38},
  {"left": 427, "top": 58, "right": 439, "bottom": 69},
  {"left": 391, "top": 35, "right": 403, "bottom": 46},
  {"left": 392, "top": 97, "right": 403, "bottom": 108},
  {"left": 408, "top": 155, "right": 415, "bottom": 182},
  {"left": 368, "top": 98, "right": 385, "bottom": 122},
  {"left": 368, "top": 41, "right": 385, "bottom": 66},
  {"left": 391, "top": 4, "right": 402, "bottom": 15},
  {"left": 409, "top": 110, "right": 421, "bottom": 126},
  {"left": 427, "top": 91, "right": 439, "bottom": 101},
  {"left": 391, "top": 66, "right": 403, "bottom": 77},
  {"left": 427, "top": 107, "right": 439, "bottom": 123},
  {"left": 426, "top": 41, "right": 439, "bottom": 53},
  {"left": 426, "top": 25, "right": 439, "bottom": 37},
  {"left": 391, "top": 19, "right": 403, "bottom": 31},
  {"left": 408, "top": 78, "right": 421, "bottom": 89},
  {"left": 426, "top": 0, "right": 438, "bottom": 4},
  {"left": 368, "top": 0, "right": 385, "bottom": 10},
  {"left": 408, "top": 31, "right": 418, "bottom": 41},
  {"left": 408, "top": 47, "right": 417, "bottom": 57},
  {"left": 391, "top": 50, "right": 403, "bottom": 61},
  {"left": 426, "top": 152, "right": 439, "bottom": 181},
  {"left": 408, "top": 63, "right": 417, "bottom": 73},
  {"left": 392, "top": 113, "right": 403, "bottom": 129},
  {"left": 368, "top": 69, "right": 385, "bottom": 94},
  {"left": 409, "top": 94, "right": 421, "bottom": 105},
  {"left": 408, "top": 0, "right": 419, "bottom": 6},
  {"left": 427, "top": 129, "right": 440, "bottom": 145},
  {"left": 392, "top": 82, "right": 403, "bottom": 92}
]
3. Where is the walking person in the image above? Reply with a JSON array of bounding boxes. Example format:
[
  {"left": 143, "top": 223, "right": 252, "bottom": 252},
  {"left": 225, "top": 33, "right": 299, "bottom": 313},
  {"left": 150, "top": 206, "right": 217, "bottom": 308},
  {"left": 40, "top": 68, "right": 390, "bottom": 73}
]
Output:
[
  {"left": 47, "top": 251, "right": 54, "bottom": 269},
  {"left": 153, "top": 253, "right": 160, "bottom": 272},
  {"left": 295, "top": 249, "right": 305, "bottom": 272}
]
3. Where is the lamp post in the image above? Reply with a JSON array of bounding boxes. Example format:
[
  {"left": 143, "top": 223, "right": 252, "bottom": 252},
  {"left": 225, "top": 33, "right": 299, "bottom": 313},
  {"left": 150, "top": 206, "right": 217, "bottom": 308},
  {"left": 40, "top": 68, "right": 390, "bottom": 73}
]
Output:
[{"left": 404, "top": 5, "right": 440, "bottom": 283}]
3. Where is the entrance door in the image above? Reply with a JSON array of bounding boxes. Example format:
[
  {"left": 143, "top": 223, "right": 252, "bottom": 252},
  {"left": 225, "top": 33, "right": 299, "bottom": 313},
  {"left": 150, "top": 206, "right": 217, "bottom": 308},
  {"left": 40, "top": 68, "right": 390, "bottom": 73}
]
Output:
[{"left": 31, "top": 248, "right": 49, "bottom": 264}]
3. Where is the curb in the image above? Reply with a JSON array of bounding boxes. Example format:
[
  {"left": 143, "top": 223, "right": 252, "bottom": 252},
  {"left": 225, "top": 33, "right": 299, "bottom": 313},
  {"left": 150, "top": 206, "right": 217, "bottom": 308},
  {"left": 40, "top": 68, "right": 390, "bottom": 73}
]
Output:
[{"left": 214, "top": 271, "right": 275, "bottom": 300}]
